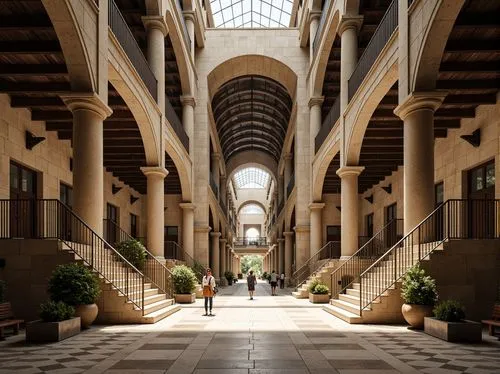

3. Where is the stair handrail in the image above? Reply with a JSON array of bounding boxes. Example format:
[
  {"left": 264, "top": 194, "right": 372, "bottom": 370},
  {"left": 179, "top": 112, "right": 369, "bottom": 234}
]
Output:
[
  {"left": 291, "top": 241, "right": 340, "bottom": 289},
  {"left": 329, "top": 218, "right": 403, "bottom": 299},
  {"left": 1, "top": 199, "right": 146, "bottom": 313},
  {"left": 165, "top": 240, "right": 206, "bottom": 282},
  {"left": 104, "top": 219, "right": 174, "bottom": 298},
  {"left": 358, "top": 199, "right": 500, "bottom": 315}
]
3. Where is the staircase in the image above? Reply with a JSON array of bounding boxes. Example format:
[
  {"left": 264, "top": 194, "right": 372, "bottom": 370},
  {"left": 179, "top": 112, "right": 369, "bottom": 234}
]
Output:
[
  {"left": 1, "top": 199, "right": 180, "bottom": 324},
  {"left": 324, "top": 199, "right": 500, "bottom": 324},
  {"left": 291, "top": 241, "right": 340, "bottom": 298}
]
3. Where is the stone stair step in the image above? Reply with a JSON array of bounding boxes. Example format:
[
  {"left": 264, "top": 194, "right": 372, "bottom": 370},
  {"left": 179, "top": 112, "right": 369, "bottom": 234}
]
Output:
[
  {"left": 339, "top": 293, "right": 360, "bottom": 306},
  {"left": 144, "top": 293, "right": 167, "bottom": 306},
  {"left": 138, "top": 298, "right": 174, "bottom": 314},
  {"left": 142, "top": 303, "right": 180, "bottom": 323},
  {"left": 322, "top": 304, "right": 363, "bottom": 324},
  {"left": 330, "top": 298, "right": 366, "bottom": 315}
]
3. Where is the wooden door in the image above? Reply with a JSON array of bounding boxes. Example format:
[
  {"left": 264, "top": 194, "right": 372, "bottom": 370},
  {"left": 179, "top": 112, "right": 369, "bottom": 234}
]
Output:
[
  {"left": 9, "top": 162, "right": 37, "bottom": 238},
  {"left": 467, "top": 161, "right": 495, "bottom": 238}
]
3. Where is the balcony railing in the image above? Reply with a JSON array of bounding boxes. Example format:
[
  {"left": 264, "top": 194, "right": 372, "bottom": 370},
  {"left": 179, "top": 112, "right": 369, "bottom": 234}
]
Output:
[
  {"left": 219, "top": 195, "right": 227, "bottom": 217},
  {"left": 286, "top": 171, "right": 295, "bottom": 199},
  {"left": 312, "top": 0, "right": 331, "bottom": 56},
  {"left": 175, "top": 0, "right": 192, "bottom": 53},
  {"left": 277, "top": 198, "right": 284, "bottom": 217},
  {"left": 348, "top": 0, "right": 398, "bottom": 101},
  {"left": 165, "top": 99, "right": 189, "bottom": 152},
  {"left": 315, "top": 95, "right": 340, "bottom": 153},
  {"left": 210, "top": 173, "right": 219, "bottom": 198},
  {"left": 234, "top": 237, "right": 268, "bottom": 247},
  {"left": 109, "top": 0, "right": 158, "bottom": 101}
]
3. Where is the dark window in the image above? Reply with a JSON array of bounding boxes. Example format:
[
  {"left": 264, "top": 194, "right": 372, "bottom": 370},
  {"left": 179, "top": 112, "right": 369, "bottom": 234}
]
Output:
[
  {"left": 435, "top": 182, "right": 444, "bottom": 206},
  {"left": 130, "top": 214, "right": 138, "bottom": 238},
  {"left": 365, "top": 213, "right": 374, "bottom": 237},
  {"left": 60, "top": 183, "right": 73, "bottom": 208},
  {"left": 385, "top": 203, "right": 397, "bottom": 224}
]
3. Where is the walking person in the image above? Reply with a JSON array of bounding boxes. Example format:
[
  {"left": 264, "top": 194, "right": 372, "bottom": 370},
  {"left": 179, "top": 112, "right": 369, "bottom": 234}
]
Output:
[
  {"left": 280, "top": 272, "right": 285, "bottom": 289},
  {"left": 270, "top": 270, "right": 278, "bottom": 296},
  {"left": 202, "top": 268, "right": 216, "bottom": 316},
  {"left": 247, "top": 270, "right": 256, "bottom": 300}
]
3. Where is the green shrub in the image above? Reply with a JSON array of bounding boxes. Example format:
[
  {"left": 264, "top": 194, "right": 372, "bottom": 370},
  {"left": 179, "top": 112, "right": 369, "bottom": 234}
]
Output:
[
  {"left": 262, "top": 272, "right": 268, "bottom": 280},
  {"left": 308, "top": 278, "right": 321, "bottom": 293},
  {"left": 313, "top": 284, "right": 329, "bottom": 295},
  {"left": 401, "top": 265, "right": 437, "bottom": 305},
  {"left": 115, "top": 240, "right": 146, "bottom": 270},
  {"left": 172, "top": 265, "right": 197, "bottom": 294},
  {"left": 39, "top": 300, "right": 75, "bottom": 322},
  {"left": 433, "top": 300, "right": 465, "bottom": 322},
  {"left": 0, "top": 280, "right": 6, "bottom": 303},
  {"left": 48, "top": 263, "right": 101, "bottom": 305},
  {"left": 224, "top": 271, "right": 235, "bottom": 281}
]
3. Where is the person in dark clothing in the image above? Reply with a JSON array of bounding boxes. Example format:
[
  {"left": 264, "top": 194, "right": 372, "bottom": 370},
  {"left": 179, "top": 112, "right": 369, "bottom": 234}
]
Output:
[{"left": 247, "top": 270, "right": 256, "bottom": 300}]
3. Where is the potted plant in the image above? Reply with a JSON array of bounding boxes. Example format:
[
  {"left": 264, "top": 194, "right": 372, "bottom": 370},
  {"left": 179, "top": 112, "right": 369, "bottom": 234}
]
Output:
[
  {"left": 172, "top": 265, "right": 197, "bottom": 303},
  {"left": 224, "top": 271, "right": 235, "bottom": 286},
  {"left": 48, "top": 263, "right": 101, "bottom": 329},
  {"left": 115, "top": 239, "right": 147, "bottom": 270},
  {"left": 309, "top": 283, "right": 330, "bottom": 303},
  {"left": 401, "top": 265, "right": 437, "bottom": 329},
  {"left": 424, "top": 300, "right": 482, "bottom": 342},
  {"left": 26, "top": 301, "right": 80, "bottom": 342}
]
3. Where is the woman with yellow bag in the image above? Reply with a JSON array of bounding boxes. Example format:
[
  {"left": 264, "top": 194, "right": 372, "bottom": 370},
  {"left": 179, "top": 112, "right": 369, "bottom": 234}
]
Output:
[{"left": 202, "top": 268, "right": 217, "bottom": 316}]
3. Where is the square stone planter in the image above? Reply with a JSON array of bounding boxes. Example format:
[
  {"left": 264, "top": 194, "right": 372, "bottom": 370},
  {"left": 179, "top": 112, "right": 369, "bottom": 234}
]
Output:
[
  {"left": 175, "top": 293, "right": 196, "bottom": 304},
  {"left": 424, "top": 317, "right": 482, "bottom": 342},
  {"left": 309, "top": 293, "right": 330, "bottom": 304},
  {"left": 26, "top": 317, "right": 81, "bottom": 342}
]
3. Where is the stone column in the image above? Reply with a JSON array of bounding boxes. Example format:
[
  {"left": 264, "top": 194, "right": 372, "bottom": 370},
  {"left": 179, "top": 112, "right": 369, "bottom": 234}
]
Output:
[
  {"left": 62, "top": 94, "right": 112, "bottom": 235},
  {"left": 141, "top": 166, "right": 169, "bottom": 257},
  {"left": 284, "top": 154, "right": 293, "bottom": 199},
  {"left": 184, "top": 12, "right": 195, "bottom": 60},
  {"left": 210, "top": 231, "right": 221, "bottom": 281},
  {"left": 283, "top": 232, "right": 294, "bottom": 282},
  {"left": 277, "top": 238, "right": 285, "bottom": 274},
  {"left": 394, "top": 92, "right": 446, "bottom": 233},
  {"left": 309, "top": 202, "right": 325, "bottom": 255},
  {"left": 211, "top": 153, "right": 221, "bottom": 197},
  {"left": 220, "top": 238, "right": 227, "bottom": 282},
  {"left": 142, "top": 17, "right": 168, "bottom": 114},
  {"left": 180, "top": 96, "right": 196, "bottom": 156},
  {"left": 309, "top": 12, "right": 321, "bottom": 64},
  {"left": 339, "top": 16, "right": 363, "bottom": 111},
  {"left": 309, "top": 97, "right": 324, "bottom": 150},
  {"left": 336, "top": 166, "right": 364, "bottom": 257},
  {"left": 180, "top": 203, "right": 195, "bottom": 258}
]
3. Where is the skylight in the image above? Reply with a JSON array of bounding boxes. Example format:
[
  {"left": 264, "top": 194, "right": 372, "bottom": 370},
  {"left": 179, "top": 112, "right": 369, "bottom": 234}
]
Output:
[
  {"left": 234, "top": 167, "right": 270, "bottom": 189},
  {"left": 210, "top": 0, "right": 294, "bottom": 28},
  {"left": 241, "top": 204, "right": 265, "bottom": 214}
]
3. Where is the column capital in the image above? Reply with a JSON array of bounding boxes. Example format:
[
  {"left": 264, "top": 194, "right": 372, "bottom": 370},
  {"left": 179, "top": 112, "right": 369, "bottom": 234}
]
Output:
[
  {"left": 180, "top": 95, "right": 196, "bottom": 108},
  {"left": 308, "top": 96, "right": 324, "bottom": 108},
  {"left": 61, "top": 92, "right": 112, "bottom": 120},
  {"left": 220, "top": 238, "right": 227, "bottom": 244},
  {"left": 338, "top": 15, "right": 364, "bottom": 35},
  {"left": 210, "top": 231, "right": 222, "bottom": 238},
  {"left": 141, "top": 166, "right": 168, "bottom": 178},
  {"left": 179, "top": 202, "right": 196, "bottom": 210},
  {"left": 283, "top": 231, "right": 294, "bottom": 237},
  {"left": 183, "top": 11, "right": 196, "bottom": 22},
  {"left": 308, "top": 11, "right": 322, "bottom": 22},
  {"left": 294, "top": 225, "right": 310, "bottom": 233},
  {"left": 336, "top": 166, "right": 364, "bottom": 178},
  {"left": 309, "top": 202, "right": 325, "bottom": 210},
  {"left": 142, "top": 16, "right": 168, "bottom": 36},
  {"left": 394, "top": 92, "right": 447, "bottom": 121}
]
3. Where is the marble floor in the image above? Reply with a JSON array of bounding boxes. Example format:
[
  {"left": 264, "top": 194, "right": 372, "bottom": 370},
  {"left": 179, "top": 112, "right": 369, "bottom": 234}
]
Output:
[{"left": 0, "top": 280, "right": 499, "bottom": 374}]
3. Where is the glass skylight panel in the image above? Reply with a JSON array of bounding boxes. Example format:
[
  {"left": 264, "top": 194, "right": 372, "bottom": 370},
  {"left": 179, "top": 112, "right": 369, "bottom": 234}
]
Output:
[
  {"left": 233, "top": 167, "right": 270, "bottom": 189},
  {"left": 210, "top": 0, "right": 293, "bottom": 28},
  {"left": 242, "top": 205, "right": 265, "bottom": 214}
]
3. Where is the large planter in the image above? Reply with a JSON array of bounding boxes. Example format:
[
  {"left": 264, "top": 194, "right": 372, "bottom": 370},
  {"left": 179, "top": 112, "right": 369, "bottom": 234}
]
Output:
[
  {"left": 175, "top": 293, "right": 196, "bottom": 304},
  {"left": 75, "top": 304, "right": 98, "bottom": 329},
  {"left": 424, "top": 317, "right": 482, "bottom": 342},
  {"left": 402, "top": 303, "right": 433, "bottom": 329},
  {"left": 309, "top": 293, "right": 330, "bottom": 304},
  {"left": 227, "top": 279, "right": 233, "bottom": 286},
  {"left": 26, "top": 317, "right": 81, "bottom": 342}
]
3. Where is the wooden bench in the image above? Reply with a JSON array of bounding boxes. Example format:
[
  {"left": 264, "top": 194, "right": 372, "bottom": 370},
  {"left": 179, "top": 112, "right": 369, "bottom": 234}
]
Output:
[
  {"left": 482, "top": 304, "right": 500, "bottom": 337},
  {"left": 0, "top": 302, "right": 24, "bottom": 339}
]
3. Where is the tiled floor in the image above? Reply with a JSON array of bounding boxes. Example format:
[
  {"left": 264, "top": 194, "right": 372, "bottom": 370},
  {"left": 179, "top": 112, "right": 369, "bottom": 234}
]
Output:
[{"left": 0, "top": 280, "right": 499, "bottom": 373}]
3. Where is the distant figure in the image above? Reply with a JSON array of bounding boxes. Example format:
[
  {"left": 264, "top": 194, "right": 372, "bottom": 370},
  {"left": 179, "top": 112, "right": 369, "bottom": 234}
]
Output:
[
  {"left": 270, "top": 270, "right": 278, "bottom": 296},
  {"left": 280, "top": 273, "right": 285, "bottom": 289},
  {"left": 247, "top": 270, "right": 256, "bottom": 300}
]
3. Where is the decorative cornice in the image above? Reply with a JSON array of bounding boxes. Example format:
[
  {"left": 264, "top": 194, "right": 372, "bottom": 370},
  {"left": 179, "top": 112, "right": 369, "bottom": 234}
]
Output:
[
  {"left": 309, "top": 11, "right": 322, "bottom": 22},
  {"left": 309, "top": 202, "right": 325, "bottom": 210},
  {"left": 308, "top": 96, "right": 324, "bottom": 108},
  {"left": 61, "top": 92, "right": 112, "bottom": 120},
  {"left": 338, "top": 15, "right": 364, "bottom": 35},
  {"left": 179, "top": 202, "right": 196, "bottom": 210},
  {"left": 394, "top": 91, "right": 447, "bottom": 121},
  {"left": 142, "top": 16, "right": 168, "bottom": 36},
  {"left": 141, "top": 166, "right": 168, "bottom": 178},
  {"left": 180, "top": 95, "right": 196, "bottom": 108},
  {"left": 336, "top": 166, "right": 364, "bottom": 178}
]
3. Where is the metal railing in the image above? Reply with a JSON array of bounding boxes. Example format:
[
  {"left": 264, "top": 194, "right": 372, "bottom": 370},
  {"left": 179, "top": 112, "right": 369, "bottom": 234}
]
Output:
[
  {"left": 0, "top": 199, "right": 147, "bottom": 313},
  {"left": 312, "top": 0, "right": 331, "bottom": 56},
  {"left": 234, "top": 237, "right": 268, "bottom": 247},
  {"left": 175, "top": 0, "right": 192, "bottom": 53},
  {"left": 103, "top": 219, "right": 174, "bottom": 298},
  {"left": 329, "top": 219, "right": 403, "bottom": 299},
  {"left": 348, "top": 0, "right": 398, "bottom": 101},
  {"left": 210, "top": 173, "right": 219, "bottom": 198},
  {"left": 286, "top": 171, "right": 295, "bottom": 199},
  {"left": 166, "top": 99, "right": 189, "bottom": 153},
  {"left": 359, "top": 199, "right": 500, "bottom": 314},
  {"left": 315, "top": 95, "right": 340, "bottom": 153},
  {"left": 108, "top": 0, "right": 157, "bottom": 101},
  {"left": 164, "top": 241, "right": 206, "bottom": 282},
  {"left": 291, "top": 241, "right": 341, "bottom": 288}
]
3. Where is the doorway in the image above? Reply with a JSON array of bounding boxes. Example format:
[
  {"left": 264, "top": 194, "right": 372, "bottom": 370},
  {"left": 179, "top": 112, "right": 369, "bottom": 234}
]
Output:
[
  {"left": 164, "top": 226, "right": 179, "bottom": 258},
  {"left": 326, "top": 225, "right": 341, "bottom": 258},
  {"left": 385, "top": 203, "right": 397, "bottom": 248},
  {"left": 60, "top": 183, "right": 73, "bottom": 240},
  {"left": 106, "top": 203, "right": 119, "bottom": 244},
  {"left": 467, "top": 160, "right": 496, "bottom": 238},
  {"left": 9, "top": 162, "right": 38, "bottom": 238}
]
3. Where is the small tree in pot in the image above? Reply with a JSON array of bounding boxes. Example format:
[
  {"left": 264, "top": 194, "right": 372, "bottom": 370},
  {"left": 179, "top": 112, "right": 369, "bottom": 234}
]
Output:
[
  {"left": 115, "top": 240, "right": 147, "bottom": 270},
  {"left": 224, "top": 271, "right": 235, "bottom": 286},
  {"left": 401, "top": 265, "right": 437, "bottom": 329},
  {"left": 172, "top": 265, "right": 197, "bottom": 303},
  {"left": 48, "top": 263, "right": 101, "bottom": 329}
]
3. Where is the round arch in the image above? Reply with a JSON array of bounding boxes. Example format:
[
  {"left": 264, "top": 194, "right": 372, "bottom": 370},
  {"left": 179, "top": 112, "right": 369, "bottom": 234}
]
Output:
[
  {"left": 165, "top": 146, "right": 192, "bottom": 201},
  {"left": 42, "top": 0, "right": 94, "bottom": 92},
  {"left": 226, "top": 151, "right": 278, "bottom": 187},
  {"left": 237, "top": 200, "right": 267, "bottom": 215},
  {"left": 312, "top": 145, "right": 340, "bottom": 201}
]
